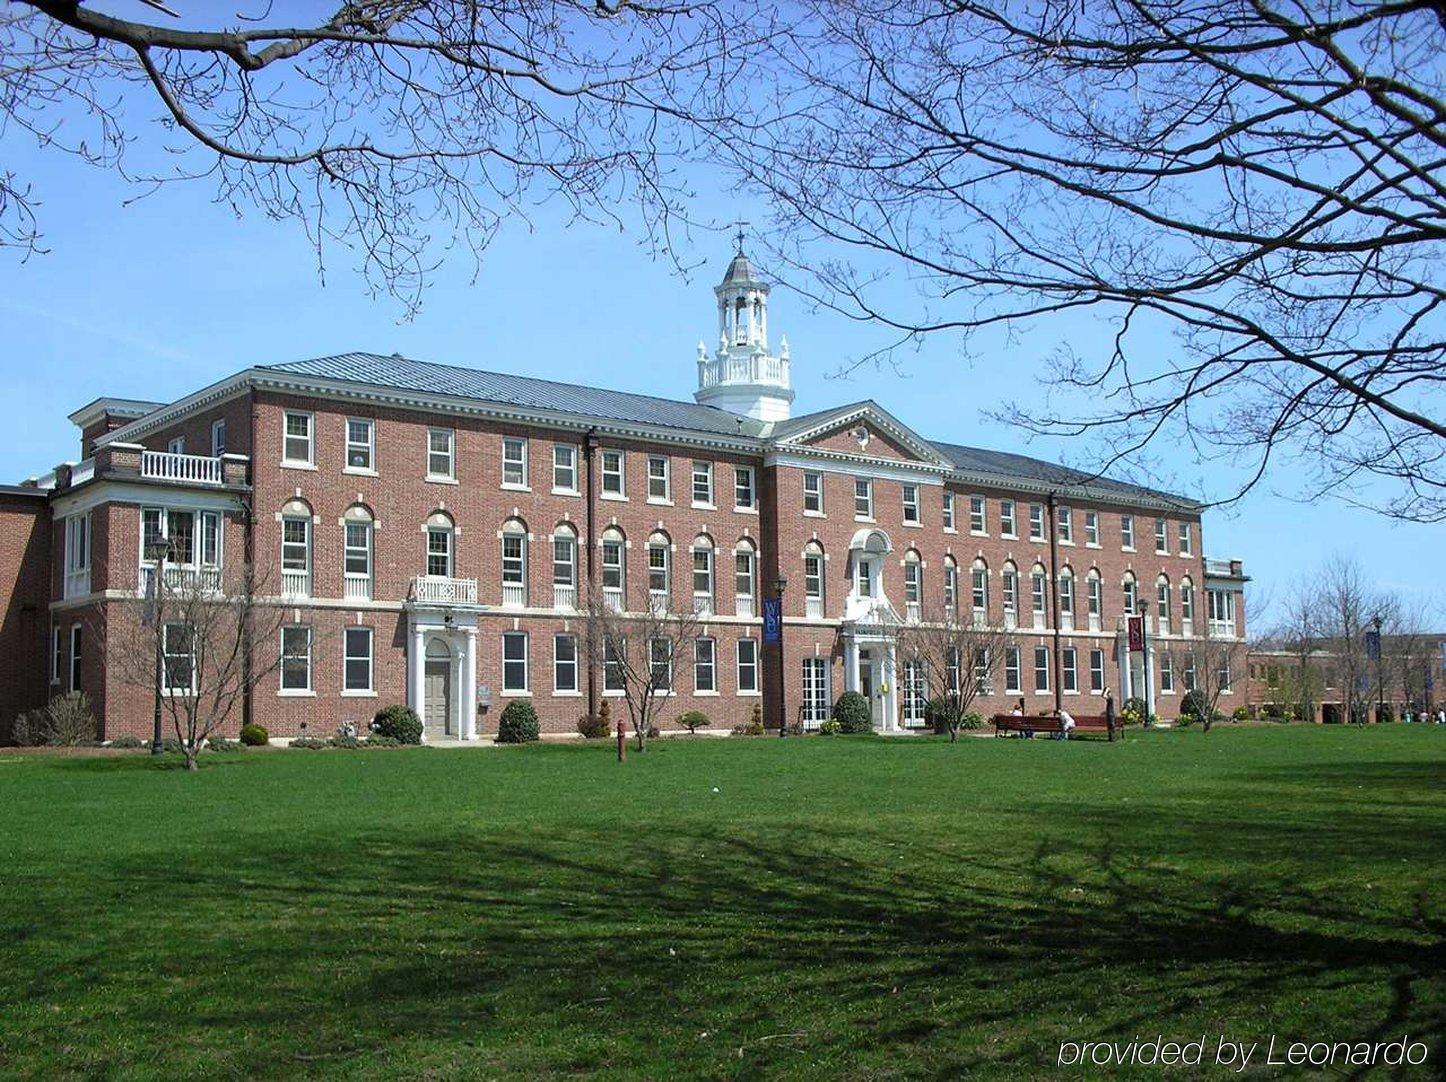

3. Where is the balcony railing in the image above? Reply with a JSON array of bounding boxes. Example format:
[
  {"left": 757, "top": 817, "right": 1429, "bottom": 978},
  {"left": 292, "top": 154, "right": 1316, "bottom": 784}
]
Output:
[
  {"left": 141, "top": 451, "right": 223, "bottom": 486},
  {"left": 805, "top": 596, "right": 824, "bottom": 619},
  {"left": 344, "top": 573, "right": 372, "bottom": 602},
  {"left": 1209, "top": 619, "right": 1236, "bottom": 639},
  {"left": 1033, "top": 609, "right": 1047, "bottom": 630},
  {"left": 501, "top": 582, "right": 527, "bottom": 608},
  {"left": 1060, "top": 611, "right": 1074, "bottom": 632},
  {"left": 140, "top": 565, "right": 223, "bottom": 595},
  {"left": 64, "top": 568, "right": 90, "bottom": 599},
  {"left": 553, "top": 583, "right": 577, "bottom": 611},
  {"left": 1089, "top": 611, "right": 1102, "bottom": 632},
  {"left": 281, "top": 569, "right": 311, "bottom": 599},
  {"left": 972, "top": 608, "right": 988, "bottom": 630},
  {"left": 905, "top": 600, "right": 921, "bottom": 623},
  {"left": 698, "top": 353, "right": 790, "bottom": 388},
  {"left": 735, "top": 594, "right": 755, "bottom": 618},
  {"left": 1003, "top": 609, "right": 1018, "bottom": 631},
  {"left": 413, "top": 575, "right": 478, "bottom": 605},
  {"left": 603, "top": 586, "right": 624, "bottom": 612},
  {"left": 693, "top": 594, "right": 714, "bottom": 617}
]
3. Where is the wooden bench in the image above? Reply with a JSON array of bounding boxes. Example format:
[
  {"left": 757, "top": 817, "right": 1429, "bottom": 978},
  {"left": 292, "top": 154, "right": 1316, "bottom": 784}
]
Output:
[{"left": 993, "top": 713, "right": 1118, "bottom": 739}]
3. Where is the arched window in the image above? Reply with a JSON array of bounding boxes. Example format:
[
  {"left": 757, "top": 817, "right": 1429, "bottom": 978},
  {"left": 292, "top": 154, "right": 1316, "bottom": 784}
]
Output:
[
  {"left": 552, "top": 523, "right": 577, "bottom": 609},
  {"left": 280, "top": 498, "right": 313, "bottom": 598},
  {"left": 425, "top": 510, "right": 455, "bottom": 580},
  {"left": 500, "top": 517, "right": 527, "bottom": 607},
  {"left": 1058, "top": 565, "right": 1075, "bottom": 629},
  {"left": 943, "top": 554, "right": 959, "bottom": 615},
  {"left": 647, "top": 531, "right": 671, "bottom": 609},
  {"left": 692, "top": 535, "right": 715, "bottom": 615},
  {"left": 343, "top": 504, "right": 374, "bottom": 601},
  {"left": 971, "top": 557, "right": 989, "bottom": 622},
  {"left": 1156, "top": 573, "right": 1172, "bottom": 633},
  {"left": 1030, "top": 562, "right": 1048, "bottom": 628},
  {"left": 903, "top": 550, "right": 923, "bottom": 621},
  {"left": 804, "top": 541, "right": 825, "bottom": 618},
  {"left": 1001, "top": 560, "right": 1019, "bottom": 628},
  {"left": 1180, "top": 575, "right": 1195, "bottom": 632},
  {"left": 1086, "top": 568, "right": 1103, "bottom": 630},
  {"left": 1122, "top": 570, "right": 1138, "bottom": 615},
  {"left": 733, "top": 538, "right": 756, "bottom": 616},
  {"left": 601, "top": 526, "right": 626, "bottom": 610}
]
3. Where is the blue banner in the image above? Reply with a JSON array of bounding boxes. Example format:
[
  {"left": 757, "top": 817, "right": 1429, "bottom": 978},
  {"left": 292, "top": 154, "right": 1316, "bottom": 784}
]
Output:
[
  {"left": 1364, "top": 630, "right": 1381, "bottom": 661},
  {"left": 762, "top": 597, "right": 782, "bottom": 644}
]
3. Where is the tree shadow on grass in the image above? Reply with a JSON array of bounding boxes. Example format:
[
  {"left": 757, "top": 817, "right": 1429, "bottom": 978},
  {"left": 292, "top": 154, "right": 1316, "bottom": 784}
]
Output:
[{"left": 4, "top": 812, "right": 1442, "bottom": 1079}]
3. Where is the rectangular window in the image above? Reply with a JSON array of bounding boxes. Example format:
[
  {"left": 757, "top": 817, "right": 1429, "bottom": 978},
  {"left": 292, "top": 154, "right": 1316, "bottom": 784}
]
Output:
[
  {"left": 1033, "top": 646, "right": 1050, "bottom": 693},
  {"left": 941, "top": 492, "right": 955, "bottom": 531},
  {"left": 1218, "top": 657, "right": 1233, "bottom": 694},
  {"left": 344, "top": 627, "right": 373, "bottom": 692},
  {"left": 971, "top": 565, "right": 987, "bottom": 612},
  {"left": 1000, "top": 499, "right": 1017, "bottom": 537},
  {"left": 692, "top": 545, "right": 713, "bottom": 601},
  {"left": 1121, "top": 514, "right": 1135, "bottom": 550},
  {"left": 734, "top": 467, "right": 755, "bottom": 510},
  {"left": 501, "top": 437, "right": 528, "bottom": 487},
  {"left": 283, "top": 411, "right": 313, "bottom": 465},
  {"left": 902, "top": 484, "right": 920, "bottom": 523},
  {"left": 345, "top": 521, "right": 372, "bottom": 587},
  {"left": 1155, "top": 518, "right": 1169, "bottom": 553},
  {"left": 346, "top": 419, "right": 374, "bottom": 471},
  {"left": 601, "top": 450, "right": 625, "bottom": 496},
  {"left": 604, "top": 639, "right": 626, "bottom": 693},
  {"left": 1062, "top": 647, "right": 1078, "bottom": 693},
  {"left": 1160, "top": 652, "right": 1175, "bottom": 693},
  {"left": 803, "top": 471, "right": 824, "bottom": 514},
  {"left": 1089, "top": 649, "right": 1105, "bottom": 693},
  {"left": 1057, "top": 506, "right": 1073, "bottom": 543},
  {"left": 694, "top": 638, "right": 716, "bottom": 693},
  {"left": 802, "top": 657, "right": 830, "bottom": 725},
  {"left": 854, "top": 478, "right": 873, "bottom": 519},
  {"left": 804, "top": 552, "right": 823, "bottom": 615},
  {"left": 969, "top": 495, "right": 986, "bottom": 534},
  {"left": 647, "top": 455, "right": 670, "bottom": 501},
  {"left": 552, "top": 445, "right": 577, "bottom": 492},
  {"left": 161, "top": 622, "right": 193, "bottom": 693},
  {"left": 69, "top": 625, "right": 83, "bottom": 693},
  {"left": 281, "top": 517, "right": 310, "bottom": 573},
  {"left": 280, "top": 626, "right": 312, "bottom": 692},
  {"left": 692, "top": 460, "right": 713, "bottom": 505},
  {"left": 974, "top": 647, "right": 992, "bottom": 694},
  {"left": 427, "top": 427, "right": 455, "bottom": 480},
  {"left": 1031, "top": 570, "right": 1047, "bottom": 617},
  {"left": 602, "top": 537, "right": 624, "bottom": 592},
  {"left": 196, "top": 511, "right": 219, "bottom": 568},
  {"left": 734, "top": 549, "right": 754, "bottom": 603},
  {"left": 211, "top": 419, "right": 227, "bottom": 457},
  {"left": 1005, "top": 646, "right": 1022, "bottom": 694},
  {"left": 648, "top": 543, "right": 669, "bottom": 595},
  {"left": 649, "top": 638, "right": 673, "bottom": 692},
  {"left": 502, "top": 631, "right": 529, "bottom": 693},
  {"left": 903, "top": 660, "right": 927, "bottom": 725},
  {"left": 427, "top": 527, "right": 453, "bottom": 578},
  {"left": 554, "top": 633, "right": 578, "bottom": 693},
  {"left": 50, "top": 624, "right": 60, "bottom": 685},
  {"left": 168, "top": 436, "right": 185, "bottom": 455},
  {"left": 553, "top": 533, "right": 576, "bottom": 588},
  {"left": 1178, "top": 521, "right": 1193, "bottom": 555},
  {"left": 737, "top": 639, "right": 759, "bottom": 692},
  {"left": 1028, "top": 503, "right": 1045, "bottom": 541},
  {"left": 167, "top": 509, "right": 195, "bottom": 566},
  {"left": 63, "top": 512, "right": 91, "bottom": 597},
  {"left": 1084, "top": 510, "right": 1099, "bottom": 546}
]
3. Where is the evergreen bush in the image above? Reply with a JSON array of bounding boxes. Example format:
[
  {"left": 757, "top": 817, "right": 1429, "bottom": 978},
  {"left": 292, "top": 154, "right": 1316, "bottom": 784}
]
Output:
[{"left": 497, "top": 700, "right": 540, "bottom": 743}]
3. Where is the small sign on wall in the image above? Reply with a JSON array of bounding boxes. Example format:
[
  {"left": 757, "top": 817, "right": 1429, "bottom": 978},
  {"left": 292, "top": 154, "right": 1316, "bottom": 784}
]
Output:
[{"left": 477, "top": 685, "right": 492, "bottom": 707}]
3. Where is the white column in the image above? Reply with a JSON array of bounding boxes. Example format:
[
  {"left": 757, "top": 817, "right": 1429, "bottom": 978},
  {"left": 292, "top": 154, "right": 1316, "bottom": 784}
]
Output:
[
  {"left": 883, "top": 643, "right": 898, "bottom": 732},
  {"left": 409, "top": 622, "right": 426, "bottom": 729},
  {"left": 460, "top": 626, "right": 478, "bottom": 740},
  {"left": 844, "top": 639, "right": 859, "bottom": 693}
]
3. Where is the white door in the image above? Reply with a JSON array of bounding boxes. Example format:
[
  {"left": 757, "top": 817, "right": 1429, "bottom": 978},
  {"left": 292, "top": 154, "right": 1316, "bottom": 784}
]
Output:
[{"left": 424, "top": 660, "right": 453, "bottom": 737}]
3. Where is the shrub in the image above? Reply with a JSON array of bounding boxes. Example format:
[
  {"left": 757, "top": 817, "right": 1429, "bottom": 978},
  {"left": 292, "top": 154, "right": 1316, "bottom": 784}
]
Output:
[
  {"left": 364, "top": 734, "right": 402, "bottom": 748},
  {"left": 109, "top": 735, "right": 143, "bottom": 749},
  {"left": 676, "top": 710, "right": 711, "bottom": 734},
  {"left": 832, "top": 691, "right": 872, "bottom": 734},
  {"left": 497, "top": 700, "right": 540, "bottom": 744},
  {"left": 207, "top": 738, "right": 243, "bottom": 752},
  {"left": 290, "top": 737, "right": 328, "bottom": 749},
  {"left": 330, "top": 733, "right": 364, "bottom": 749},
  {"left": 818, "top": 718, "right": 842, "bottom": 736},
  {"left": 738, "top": 702, "right": 764, "bottom": 736},
  {"left": 10, "top": 712, "right": 34, "bottom": 746},
  {"left": 1377, "top": 703, "right": 1395, "bottom": 723},
  {"left": 647, "top": 725, "right": 661, "bottom": 739},
  {"left": 1179, "top": 689, "right": 1210, "bottom": 723},
  {"left": 924, "top": 697, "right": 961, "bottom": 735},
  {"left": 1120, "top": 697, "right": 1149, "bottom": 725},
  {"left": 960, "top": 711, "right": 985, "bottom": 731},
  {"left": 1232, "top": 706, "right": 1251, "bottom": 721},
  {"left": 239, "top": 723, "right": 269, "bottom": 747},
  {"left": 371, "top": 705, "right": 423, "bottom": 745},
  {"left": 576, "top": 712, "right": 611, "bottom": 739},
  {"left": 23, "top": 693, "right": 98, "bottom": 747}
]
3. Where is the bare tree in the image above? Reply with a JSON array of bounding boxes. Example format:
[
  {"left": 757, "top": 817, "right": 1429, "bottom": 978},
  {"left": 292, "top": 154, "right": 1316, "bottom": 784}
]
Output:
[
  {"left": 1317, "top": 554, "right": 1395, "bottom": 725},
  {"left": 1168, "top": 630, "right": 1246, "bottom": 733},
  {"left": 720, "top": 0, "right": 1446, "bottom": 520},
  {"left": 3, "top": 1, "right": 772, "bottom": 314},
  {"left": 895, "top": 604, "right": 1011, "bottom": 742},
  {"left": 1269, "top": 573, "right": 1329, "bottom": 722},
  {"left": 113, "top": 560, "right": 285, "bottom": 770},
  {"left": 1383, "top": 593, "right": 1434, "bottom": 717},
  {"left": 581, "top": 586, "right": 704, "bottom": 752}
]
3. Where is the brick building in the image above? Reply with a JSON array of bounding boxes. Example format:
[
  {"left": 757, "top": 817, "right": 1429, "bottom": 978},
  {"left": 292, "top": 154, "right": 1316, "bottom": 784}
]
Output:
[{"left": 2, "top": 247, "right": 1248, "bottom": 742}]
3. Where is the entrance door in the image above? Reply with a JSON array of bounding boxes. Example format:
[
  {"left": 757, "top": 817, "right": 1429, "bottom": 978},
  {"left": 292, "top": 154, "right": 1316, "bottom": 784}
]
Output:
[
  {"left": 424, "top": 660, "right": 453, "bottom": 738},
  {"left": 858, "top": 649, "right": 877, "bottom": 726}
]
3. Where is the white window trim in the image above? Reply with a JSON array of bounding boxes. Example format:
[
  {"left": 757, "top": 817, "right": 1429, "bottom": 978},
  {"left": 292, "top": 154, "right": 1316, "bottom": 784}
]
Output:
[
  {"left": 600, "top": 450, "right": 627, "bottom": 500},
  {"left": 282, "top": 410, "right": 316, "bottom": 468},
  {"left": 501, "top": 631, "right": 530, "bottom": 695},
  {"left": 210, "top": 419, "right": 227, "bottom": 457},
  {"left": 553, "top": 633, "right": 579, "bottom": 695},
  {"left": 426, "top": 427, "right": 457, "bottom": 483},
  {"left": 344, "top": 418, "right": 377, "bottom": 475},
  {"left": 501, "top": 437, "right": 531, "bottom": 491},
  {"left": 279, "top": 625, "right": 314, "bottom": 696},
  {"left": 342, "top": 627, "right": 374, "bottom": 695},
  {"left": 551, "top": 444, "right": 580, "bottom": 496}
]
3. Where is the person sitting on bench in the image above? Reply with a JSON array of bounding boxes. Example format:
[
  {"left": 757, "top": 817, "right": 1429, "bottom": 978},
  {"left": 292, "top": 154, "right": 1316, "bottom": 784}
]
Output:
[
  {"left": 1010, "top": 698, "right": 1033, "bottom": 738},
  {"left": 1055, "top": 707, "right": 1076, "bottom": 740}
]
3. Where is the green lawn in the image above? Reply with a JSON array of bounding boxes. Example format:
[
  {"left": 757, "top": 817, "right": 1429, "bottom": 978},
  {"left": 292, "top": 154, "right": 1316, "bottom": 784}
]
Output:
[{"left": 1, "top": 727, "right": 1443, "bottom": 1079}]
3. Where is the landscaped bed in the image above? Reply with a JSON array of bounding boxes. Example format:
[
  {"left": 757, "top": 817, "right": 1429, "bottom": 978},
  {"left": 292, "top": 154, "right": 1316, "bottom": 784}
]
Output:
[{"left": 1, "top": 727, "right": 1441, "bottom": 1077}]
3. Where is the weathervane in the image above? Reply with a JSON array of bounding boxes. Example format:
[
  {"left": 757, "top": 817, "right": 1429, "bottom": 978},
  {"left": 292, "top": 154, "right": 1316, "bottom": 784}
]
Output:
[{"left": 732, "top": 220, "right": 749, "bottom": 254}]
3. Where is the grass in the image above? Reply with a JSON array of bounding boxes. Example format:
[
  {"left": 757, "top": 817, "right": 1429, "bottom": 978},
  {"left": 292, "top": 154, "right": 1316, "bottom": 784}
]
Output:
[{"left": 1, "top": 727, "right": 1443, "bottom": 1079}]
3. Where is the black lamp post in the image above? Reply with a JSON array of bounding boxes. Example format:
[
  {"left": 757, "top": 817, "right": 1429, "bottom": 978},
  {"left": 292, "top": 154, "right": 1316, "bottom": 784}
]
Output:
[
  {"left": 1371, "top": 613, "right": 1386, "bottom": 723},
  {"left": 145, "top": 540, "right": 172, "bottom": 755},
  {"left": 773, "top": 575, "right": 788, "bottom": 737}
]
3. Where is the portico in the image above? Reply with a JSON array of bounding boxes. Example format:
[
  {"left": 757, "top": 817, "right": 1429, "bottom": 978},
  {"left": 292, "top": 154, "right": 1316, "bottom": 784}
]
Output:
[
  {"left": 406, "top": 609, "right": 479, "bottom": 741},
  {"left": 841, "top": 526, "right": 903, "bottom": 731}
]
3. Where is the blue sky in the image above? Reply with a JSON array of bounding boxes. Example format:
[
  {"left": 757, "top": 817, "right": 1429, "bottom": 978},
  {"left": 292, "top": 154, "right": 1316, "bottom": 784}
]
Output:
[{"left": 1, "top": 109, "right": 1440, "bottom": 627}]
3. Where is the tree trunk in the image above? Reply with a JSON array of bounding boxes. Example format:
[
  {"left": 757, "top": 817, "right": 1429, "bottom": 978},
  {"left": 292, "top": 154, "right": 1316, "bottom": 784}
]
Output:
[
  {"left": 184, "top": 750, "right": 200, "bottom": 771},
  {"left": 949, "top": 725, "right": 959, "bottom": 744}
]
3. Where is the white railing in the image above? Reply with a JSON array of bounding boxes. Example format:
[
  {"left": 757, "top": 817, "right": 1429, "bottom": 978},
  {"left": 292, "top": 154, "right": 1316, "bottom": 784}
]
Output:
[
  {"left": 906, "top": 601, "right": 920, "bottom": 623},
  {"left": 64, "top": 569, "right": 90, "bottom": 598},
  {"left": 554, "top": 583, "right": 577, "bottom": 611},
  {"left": 1158, "top": 616, "right": 1171, "bottom": 636},
  {"left": 1089, "top": 612, "right": 1102, "bottom": 632},
  {"left": 972, "top": 609, "right": 987, "bottom": 630},
  {"left": 1209, "top": 619, "right": 1236, "bottom": 639},
  {"left": 502, "top": 582, "right": 527, "bottom": 608},
  {"left": 344, "top": 573, "right": 372, "bottom": 602},
  {"left": 413, "top": 575, "right": 478, "bottom": 605},
  {"left": 1033, "top": 609, "right": 1047, "bottom": 630},
  {"left": 805, "top": 596, "right": 824, "bottom": 619},
  {"left": 1004, "top": 609, "right": 1018, "bottom": 631},
  {"left": 603, "top": 586, "right": 624, "bottom": 612},
  {"left": 140, "top": 565, "right": 223, "bottom": 595},
  {"left": 1182, "top": 619, "right": 1194, "bottom": 637},
  {"left": 1060, "top": 612, "right": 1074, "bottom": 632},
  {"left": 693, "top": 594, "right": 714, "bottom": 617},
  {"left": 697, "top": 353, "right": 790, "bottom": 388},
  {"left": 649, "top": 592, "right": 671, "bottom": 616},
  {"left": 281, "top": 569, "right": 311, "bottom": 598},
  {"left": 735, "top": 594, "right": 755, "bottom": 618},
  {"left": 141, "top": 451, "right": 223, "bottom": 486}
]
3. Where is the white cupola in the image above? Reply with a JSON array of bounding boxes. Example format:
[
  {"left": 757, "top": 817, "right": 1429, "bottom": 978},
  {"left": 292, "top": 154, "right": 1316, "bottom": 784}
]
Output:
[{"left": 693, "top": 237, "right": 794, "bottom": 421}]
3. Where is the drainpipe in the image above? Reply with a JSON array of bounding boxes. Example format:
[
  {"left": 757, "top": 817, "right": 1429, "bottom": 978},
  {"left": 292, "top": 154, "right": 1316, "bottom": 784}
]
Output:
[
  {"left": 583, "top": 426, "right": 598, "bottom": 719},
  {"left": 242, "top": 390, "right": 256, "bottom": 732},
  {"left": 1047, "top": 491, "right": 1063, "bottom": 714}
]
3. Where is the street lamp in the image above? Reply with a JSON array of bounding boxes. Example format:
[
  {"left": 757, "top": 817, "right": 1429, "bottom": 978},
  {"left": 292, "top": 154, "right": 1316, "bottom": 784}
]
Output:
[
  {"left": 145, "top": 540, "right": 173, "bottom": 756},
  {"left": 1371, "top": 613, "right": 1386, "bottom": 724},
  {"left": 773, "top": 575, "right": 788, "bottom": 738}
]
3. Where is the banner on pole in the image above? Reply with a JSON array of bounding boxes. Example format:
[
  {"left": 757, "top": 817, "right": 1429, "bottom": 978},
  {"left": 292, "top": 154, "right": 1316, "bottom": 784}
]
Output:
[
  {"left": 1127, "top": 614, "right": 1144, "bottom": 653},
  {"left": 762, "top": 597, "right": 782, "bottom": 644}
]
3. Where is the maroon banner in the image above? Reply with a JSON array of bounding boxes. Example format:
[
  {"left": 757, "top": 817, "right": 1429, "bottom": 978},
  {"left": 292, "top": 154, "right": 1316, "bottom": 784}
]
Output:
[{"left": 1127, "top": 615, "right": 1144, "bottom": 653}]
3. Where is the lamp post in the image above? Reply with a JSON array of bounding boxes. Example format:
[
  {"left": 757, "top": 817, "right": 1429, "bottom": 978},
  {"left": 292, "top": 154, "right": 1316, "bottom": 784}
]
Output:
[
  {"left": 773, "top": 575, "right": 788, "bottom": 738},
  {"left": 145, "top": 540, "right": 172, "bottom": 755},
  {"left": 1371, "top": 613, "right": 1386, "bottom": 723}
]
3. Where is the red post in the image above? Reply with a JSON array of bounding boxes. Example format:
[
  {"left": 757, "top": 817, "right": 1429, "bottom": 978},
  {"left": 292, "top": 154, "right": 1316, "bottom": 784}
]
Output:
[{"left": 616, "top": 716, "right": 626, "bottom": 762}]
